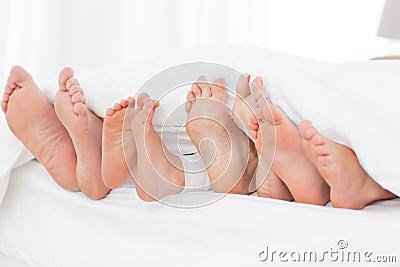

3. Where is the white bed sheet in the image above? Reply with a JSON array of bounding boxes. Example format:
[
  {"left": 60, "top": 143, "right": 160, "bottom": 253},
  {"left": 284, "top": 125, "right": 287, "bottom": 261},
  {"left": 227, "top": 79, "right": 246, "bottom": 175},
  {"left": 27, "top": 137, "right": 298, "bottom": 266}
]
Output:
[
  {"left": 0, "top": 252, "right": 28, "bottom": 267},
  {"left": 0, "top": 161, "right": 399, "bottom": 267}
]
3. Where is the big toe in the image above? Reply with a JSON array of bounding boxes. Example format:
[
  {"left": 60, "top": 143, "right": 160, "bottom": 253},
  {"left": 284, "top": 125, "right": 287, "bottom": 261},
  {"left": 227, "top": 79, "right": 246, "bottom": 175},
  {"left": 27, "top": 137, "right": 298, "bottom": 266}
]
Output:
[
  {"left": 58, "top": 67, "right": 74, "bottom": 92},
  {"left": 236, "top": 73, "right": 251, "bottom": 98},
  {"left": 137, "top": 92, "right": 151, "bottom": 110},
  {"left": 8, "top": 66, "right": 32, "bottom": 88}
]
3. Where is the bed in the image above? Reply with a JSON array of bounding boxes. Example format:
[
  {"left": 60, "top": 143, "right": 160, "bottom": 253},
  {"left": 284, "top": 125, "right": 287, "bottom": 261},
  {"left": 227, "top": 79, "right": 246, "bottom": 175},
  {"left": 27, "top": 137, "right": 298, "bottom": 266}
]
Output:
[
  {"left": 0, "top": 46, "right": 399, "bottom": 266},
  {"left": 1, "top": 160, "right": 400, "bottom": 266}
]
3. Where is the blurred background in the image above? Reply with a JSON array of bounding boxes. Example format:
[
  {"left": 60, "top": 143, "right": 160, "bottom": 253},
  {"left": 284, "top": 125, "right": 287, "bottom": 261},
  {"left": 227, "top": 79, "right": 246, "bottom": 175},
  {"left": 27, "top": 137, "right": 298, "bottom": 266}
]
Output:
[{"left": 0, "top": 0, "right": 398, "bottom": 83}]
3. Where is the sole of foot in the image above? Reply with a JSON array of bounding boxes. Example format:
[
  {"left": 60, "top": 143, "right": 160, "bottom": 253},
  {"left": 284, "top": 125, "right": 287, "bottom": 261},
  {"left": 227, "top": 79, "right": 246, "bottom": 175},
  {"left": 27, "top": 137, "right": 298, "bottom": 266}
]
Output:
[
  {"left": 255, "top": 164, "right": 294, "bottom": 201},
  {"left": 102, "top": 97, "right": 136, "bottom": 189},
  {"left": 131, "top": 93, "right": 185, "bottom": 201},
  {"left": 2, "top": 66, "right": 79, "bottom": 191},
  {"left": 300, "top": 120, "right": 397, "bottom": 209},
  {"left": 233, "top": 75, "right": 293, "bottom": 200},
  {"left": 250, "top": 77, "right": 330, "bottom": 205},
  {"left": 186, "top": 76, "right": 258, "bottom": 194},
  {"left": 54, "top": 68, "right": 109, "bottom": 199}
]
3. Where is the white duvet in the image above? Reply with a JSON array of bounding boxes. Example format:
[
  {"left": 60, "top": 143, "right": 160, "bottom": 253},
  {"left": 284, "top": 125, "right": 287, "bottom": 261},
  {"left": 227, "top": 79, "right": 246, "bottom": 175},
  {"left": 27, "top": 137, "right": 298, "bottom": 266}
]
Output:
[{"left": 0, "top": 46, "right": 399, "bottom": 205}]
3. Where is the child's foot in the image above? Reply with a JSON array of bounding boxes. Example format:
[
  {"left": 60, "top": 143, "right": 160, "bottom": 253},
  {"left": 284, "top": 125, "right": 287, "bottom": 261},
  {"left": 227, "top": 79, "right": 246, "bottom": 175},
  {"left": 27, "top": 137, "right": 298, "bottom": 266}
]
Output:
[
  {"left": 299, "top": 120, "right": 397, "bottom": 209},
  {"left": 102, "top": 97, "right": 136, "bottom": 189},
  {"left": 186, "top": 76, "right": 258, "bottom": 194},
  {"left": 251, "top": 78, "right": 330, "bottom": 205},
  {"left": 131, "top": 93, "right": 185, "bottom": 201},
  {"left": 233, "top": 75, "right": 292, "bottom": 200},
  {"left": 2, "top": 66, "right": 78, "bottom": 191},
  {"left": 54, "top": 68, "right": 110, "bottom": 199}
]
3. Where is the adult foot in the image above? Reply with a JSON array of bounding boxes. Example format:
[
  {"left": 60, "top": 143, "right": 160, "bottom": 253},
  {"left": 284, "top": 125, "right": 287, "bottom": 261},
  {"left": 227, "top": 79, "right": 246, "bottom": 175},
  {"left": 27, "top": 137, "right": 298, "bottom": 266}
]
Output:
[
  {"left": 299, "top": 120, "right": 397, "bottom": 209},
  {"left": 2, "top": 66, "right": 78, "bottom": 191},
  {"left": 131, "top": 93, "right": 185, "bottom": 201},
  {"left": 251, "top": 78, "right": 330, "bottom": 205},
  {"left": 233, "top": 75, "right": 293, "bottom": 200},
  {"left": 102, "top": 97, "right": 136, "bottom": 189},
  {"left": 186, "top": 76, "right": 258, "bottom": 194},
  {"left": 54, "top": 68, "right": 109, "bottom": 199}
]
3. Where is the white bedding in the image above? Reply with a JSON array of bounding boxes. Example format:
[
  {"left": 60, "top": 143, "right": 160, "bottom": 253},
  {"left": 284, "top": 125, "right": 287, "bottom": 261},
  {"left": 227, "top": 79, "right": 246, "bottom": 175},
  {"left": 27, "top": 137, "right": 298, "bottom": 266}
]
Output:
[
  {"left": 0, "top": 160, "right": 399, "bottom": 267},
  {"left": 1, "top": 46, "right": 399, "bottom": 203},
  {"left": 0, "top": 46, "right": 400, "bottom": 266}
]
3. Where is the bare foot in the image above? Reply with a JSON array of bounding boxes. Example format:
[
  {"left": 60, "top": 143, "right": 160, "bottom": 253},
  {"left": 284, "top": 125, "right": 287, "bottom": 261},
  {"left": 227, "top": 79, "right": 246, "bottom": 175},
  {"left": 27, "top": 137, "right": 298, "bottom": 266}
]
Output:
[
  {"left": 2, "top": 66, "right": 78, "bottom": 191},
  {"left": 185, "top": 76, "right": 258, "bottom": 194},
  {"left": 102, "top": 97, "right": 136, "bottom": 189},
  {"left": 250, "top": 78, "right": 330, "bottom": 205},
  {"left": 299, "top": 120, "right": 397, "bottom": 209},
  {"left": 233, "top": 74, "right": 293, "bottom": 201},
  {"left": 131, "top": 93, "right": 185, "bottom": 201},
  {"left": 255, "top": 164, "right": 293, "bottom": 201},
  {"left": 54, "top": 68, "right": 109, "bottom": 199}
]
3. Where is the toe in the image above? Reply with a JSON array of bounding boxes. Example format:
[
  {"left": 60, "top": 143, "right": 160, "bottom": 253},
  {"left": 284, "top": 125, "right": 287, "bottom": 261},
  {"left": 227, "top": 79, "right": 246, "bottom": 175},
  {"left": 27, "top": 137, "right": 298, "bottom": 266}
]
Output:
[
  {"left": 197, "top": 76, "right": 211, "bottom": 97},
  {"left": 304, "top": 127, "right": 317, "bottom": 141},
  {"left": 185, "top": 91, "right": 196, "bottom": 113},
  {"left": 3, "top": 92, "right": 9, "bottom": 102},
  {"left": 58, "top": 67, "right": 74, "bottom": 92},
  {"left": 120, "top": 99, "right": 129, "bottom": 108},
  {"left": 254, "top": 101, "right": 283, "bottom": 126},
  {"left": 5, "top": 85, "right": 14, "bottom": 95},
  {"left": 73, "top": 102, "right": 88, "bottom": 117},
  {"left": 186, "top": 91, "right": 196, "bottom": 101},
  {"left": 143, "top": 99, "right": 158, "bottom": 129},
  {"left": 1, "top": 101, "right": 7, "bottom": 113},
  {"left": 236, "top": 73, "right": 251, "bottom": 98},
  {"left": 253, "top": 76, "right": 264, "bottom": 91},
  {"left": 251, "top": 77, "right": 266, "bottom": 102},
  {"left": 113, "top": 103, "right": 122, "bottom": 111},
  {"left": 315, "top": 144, "right": 328, "bottom": 156},
  {"left": 68, "top": 83, "right": 83, "bottom": 96},
  {"left": 249, "top": 116, "right": 259, "bottom": 130},
  {"left": 137, "top": 93, "right": 150, "bottom": 110},
  {"left": 66, "top": 78, "right": 80, "bottom": 91},
  {"left": 71, "top": 92, "right": 86, "bottom": 104},
  {"left": 8, "top": 66, "right": 32, "bottom": 88},
  {"left": 185, "top": 101, "right": 192, "bottom": 114},
  {"left": 311, "top": 134, "right": 324, "bottom": 146},
  {"left": 299, "top": 120, "right": 314, "bottom": 140},
  {"left": 127, "top": 97, "right": 135, "bottom": 109},
  {"left": 142, "top": 99, "right": 154, "bottom": 115},
  {"left": 210, "top": 78, "right": 226, "bottom": 102},
  {"left": 191, "top": 79, "right": 202, "bottom": 98},
  {"left": 106, "top": 108, "right": 116, "bottom": 116},
  {"left": 6, "top": 79, "right": 16, "bottom": 90}
]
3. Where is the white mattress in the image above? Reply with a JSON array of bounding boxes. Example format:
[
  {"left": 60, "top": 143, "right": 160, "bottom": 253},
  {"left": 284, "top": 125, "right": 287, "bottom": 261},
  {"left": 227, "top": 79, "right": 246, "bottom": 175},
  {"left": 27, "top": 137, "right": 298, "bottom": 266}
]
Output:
[{"left": 0, "top": 161, "right": 399, "bottom": 267}]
